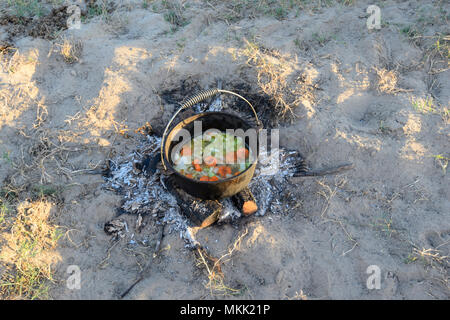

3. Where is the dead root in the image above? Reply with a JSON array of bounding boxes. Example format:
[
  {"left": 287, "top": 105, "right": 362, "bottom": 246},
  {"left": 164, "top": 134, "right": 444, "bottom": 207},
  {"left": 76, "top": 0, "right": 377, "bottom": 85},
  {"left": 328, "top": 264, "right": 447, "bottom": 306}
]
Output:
[{"left": 195, "top": 228, "right": 249, "bottom": 297}]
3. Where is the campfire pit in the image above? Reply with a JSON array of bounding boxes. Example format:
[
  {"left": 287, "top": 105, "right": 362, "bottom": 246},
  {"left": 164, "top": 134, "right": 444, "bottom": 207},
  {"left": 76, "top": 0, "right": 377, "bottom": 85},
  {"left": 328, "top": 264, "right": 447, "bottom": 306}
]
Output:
[{"left": 103, "top": 88, "right": 353, "bottom": 247}]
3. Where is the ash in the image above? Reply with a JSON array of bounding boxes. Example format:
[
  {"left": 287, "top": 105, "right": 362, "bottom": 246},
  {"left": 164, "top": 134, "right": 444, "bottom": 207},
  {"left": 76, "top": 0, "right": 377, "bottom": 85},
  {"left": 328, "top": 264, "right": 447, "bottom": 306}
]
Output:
[{"left": 104, "top": 96, "right": 306, "bottom": 247}]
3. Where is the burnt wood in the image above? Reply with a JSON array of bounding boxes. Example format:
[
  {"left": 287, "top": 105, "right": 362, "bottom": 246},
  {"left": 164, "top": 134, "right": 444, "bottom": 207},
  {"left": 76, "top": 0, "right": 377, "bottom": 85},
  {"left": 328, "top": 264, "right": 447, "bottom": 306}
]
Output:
[{"left": 162, "top": 175, "right": 222, "bottom": 228}]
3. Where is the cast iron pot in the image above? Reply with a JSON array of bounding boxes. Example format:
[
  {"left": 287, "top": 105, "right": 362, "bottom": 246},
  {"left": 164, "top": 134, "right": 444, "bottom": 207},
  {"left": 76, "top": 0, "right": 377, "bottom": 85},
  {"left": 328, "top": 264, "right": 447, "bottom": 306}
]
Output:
[{"left": 161, "top": 89, "right": 262, "bottom": 200}]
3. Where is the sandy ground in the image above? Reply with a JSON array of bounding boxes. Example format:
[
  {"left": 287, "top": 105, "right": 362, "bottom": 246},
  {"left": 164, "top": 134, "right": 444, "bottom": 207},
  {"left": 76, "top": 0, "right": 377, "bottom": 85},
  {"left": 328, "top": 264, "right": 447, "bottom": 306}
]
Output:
[{"left": 0, "top": 0, "right": 449, "bottom": 299}]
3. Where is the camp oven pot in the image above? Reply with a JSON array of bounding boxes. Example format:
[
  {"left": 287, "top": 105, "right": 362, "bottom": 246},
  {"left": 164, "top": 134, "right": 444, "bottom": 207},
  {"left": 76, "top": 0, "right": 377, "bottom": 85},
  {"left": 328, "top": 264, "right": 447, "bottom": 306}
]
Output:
[{"left": 161, "top": 89, "right": 262, "bottom": 200}]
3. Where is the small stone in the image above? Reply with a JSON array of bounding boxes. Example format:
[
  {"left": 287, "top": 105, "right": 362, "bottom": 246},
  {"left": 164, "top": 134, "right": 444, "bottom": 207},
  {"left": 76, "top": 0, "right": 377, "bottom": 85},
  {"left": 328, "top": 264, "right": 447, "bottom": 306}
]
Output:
[{"left": 275, "top": 270, "right": 285, "bottom": 285}]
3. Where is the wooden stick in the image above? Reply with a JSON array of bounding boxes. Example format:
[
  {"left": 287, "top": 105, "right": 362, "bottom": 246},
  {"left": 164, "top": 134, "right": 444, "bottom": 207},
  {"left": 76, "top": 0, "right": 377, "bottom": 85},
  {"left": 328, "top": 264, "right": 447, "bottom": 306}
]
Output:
[
  {"left": 162, "top": 175, "right": 222, "bottom": 228},
  {"left": 294, "top": 162, "right": 354, "bottom": 177}
]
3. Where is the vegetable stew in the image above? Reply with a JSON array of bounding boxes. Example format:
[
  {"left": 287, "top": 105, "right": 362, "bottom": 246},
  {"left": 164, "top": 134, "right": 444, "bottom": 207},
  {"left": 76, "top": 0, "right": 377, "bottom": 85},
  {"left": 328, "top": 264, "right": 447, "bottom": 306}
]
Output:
[{"left": 172, "top": 130, "right": 253, "bottom": 181}]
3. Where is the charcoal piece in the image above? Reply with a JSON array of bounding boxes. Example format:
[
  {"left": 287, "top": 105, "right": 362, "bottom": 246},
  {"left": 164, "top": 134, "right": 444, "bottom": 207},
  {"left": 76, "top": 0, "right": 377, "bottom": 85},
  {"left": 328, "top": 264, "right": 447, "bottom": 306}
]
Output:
[
  {"left": 141, "top": 152, "right": 161, "bottom": 176},
  {"left": 104, "top": 219, "right": 127, "bottom": 238}
]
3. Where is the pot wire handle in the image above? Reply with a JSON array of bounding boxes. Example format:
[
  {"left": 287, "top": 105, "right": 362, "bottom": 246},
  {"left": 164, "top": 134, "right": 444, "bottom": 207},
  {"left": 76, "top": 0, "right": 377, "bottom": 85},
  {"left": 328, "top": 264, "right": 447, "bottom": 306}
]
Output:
[{"left": 160, "top": 89, "right": 262, "bottom": 170}]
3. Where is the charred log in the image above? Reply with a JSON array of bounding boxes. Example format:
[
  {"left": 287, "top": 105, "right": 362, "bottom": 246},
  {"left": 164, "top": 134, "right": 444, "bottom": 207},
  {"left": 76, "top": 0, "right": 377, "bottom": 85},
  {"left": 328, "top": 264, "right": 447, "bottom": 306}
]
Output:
[{"left": 162, "top": 175, "right": 222, "bottom": 228}]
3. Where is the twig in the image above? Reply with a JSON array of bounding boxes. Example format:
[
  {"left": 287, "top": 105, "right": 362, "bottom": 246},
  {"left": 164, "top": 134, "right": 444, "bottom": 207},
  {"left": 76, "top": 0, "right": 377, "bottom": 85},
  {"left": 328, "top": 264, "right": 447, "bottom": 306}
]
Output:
[
  {"left": 119, "top": 276, "right": 142, "bottom": 299},
  {"left": 294, "top": 163, "right": 354, "bottom": 177},
  {"left": 195, "top": 228, "right": 248, "bottom": 297},
  {"left": 153, "top": 223, "right": 165, "bottom": 258},
  {"left": 120, "top": 223, "right": 166, "bottom": 299},
  {"left": 98, "top": 239, "right": 120, "bottom": 269}
]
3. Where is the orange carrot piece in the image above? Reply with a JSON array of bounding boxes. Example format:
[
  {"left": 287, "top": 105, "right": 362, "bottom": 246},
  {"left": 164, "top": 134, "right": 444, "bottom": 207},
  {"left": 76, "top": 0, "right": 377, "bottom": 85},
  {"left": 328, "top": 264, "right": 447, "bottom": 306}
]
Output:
[
  {"left": 192, "top": 158, "right": 202, "bottom": 171},
  {"left": 218, "top": 166, "right": 232, "bottom": 177},
  {"left": 181, "top": 145, "right": 191, "bottom": 156},
  {"left": 225, "top": 151, "right": 236, "bottom": 164},
  {"left": 217, "top": 166, "right": 227, "bottom": 177},
  {"left": 236, "top": 148, "right": 249, "bottom": 160},
  {"left": 209, "top": 176, "right": 219, "bottom": 181},
  {"left": 204, "top": 156, "right": 217, "bottom": 167},
  {"left": 185, "top": 173, "right": 193, "bottom": 179},
  {"left": 199, "top": 176, "right": 209, "bottom": 181},
  {"left": 242, "top": 201, "right": 258, "bottom": 216}
]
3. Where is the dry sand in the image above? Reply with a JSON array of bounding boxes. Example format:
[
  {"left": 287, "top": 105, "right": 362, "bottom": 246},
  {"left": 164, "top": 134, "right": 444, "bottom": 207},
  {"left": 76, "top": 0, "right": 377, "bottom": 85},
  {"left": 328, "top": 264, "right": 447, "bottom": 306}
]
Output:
[{"left": 0, "top": 0, "right": 449, "bottom": 299}]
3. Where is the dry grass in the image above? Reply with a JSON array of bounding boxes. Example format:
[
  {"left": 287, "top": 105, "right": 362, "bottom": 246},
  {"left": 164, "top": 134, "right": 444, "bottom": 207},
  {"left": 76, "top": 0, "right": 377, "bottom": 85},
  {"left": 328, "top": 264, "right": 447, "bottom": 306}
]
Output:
[
  {"left": 373, "top": 37, "right": 412, "bottom": 95},
  {"left": 0, "top": 198, "right": 63, "bottom": 299},
  {"left": 412, "top": 247, "right": 449, "bottom": 267},
  {"left": 316, "top": 178, "right": 358, "bottom": 256},
  {"left": 373, "top": 67, "right": 401, "bottom": 94},
  {"left": 0, "top": 47, "right": 28, "bottom": 74},
  {"left": 0, "top": 60, "right": 88, "bottom": 299},
  {"left": 195, "top": 228, "right": 248, "bottom": 297},
  {"left": 15, "top": 128, "right": 74, "bottom": 184},
  {"left": 242, "top": 39, "right": 294, "bottom": 119},
  {"left": 210, "top": 0, "right": 348, "bottom": 23},
  {"left": 8, "top": 107, "right": 94, "bottom": 185},
  {"left": 286, "top": 289, "right": 308, "bottom": 300},
  {"left": 410, "top": 95, "right": 448, "bottom": 123},
  {"left": 411, "top": 96, "right": 437, "bottom": 114},
  {"left": 0, "top": 82, "right": 90, "bottom": 303},
  {"left": 423, "top": 35, "right": 449, "bottom": 75},
  {"left": 422, "top": 35, "right": 449, "bottom": 121},
  {"left": 241, "top": 39, "right": 318, "bottom": 121},
  {"left": 409, "top": 246, "right": 450, "bottom": 291},
  {"left": 55, "top": 37, "right": 83, "bottom": 64}
]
